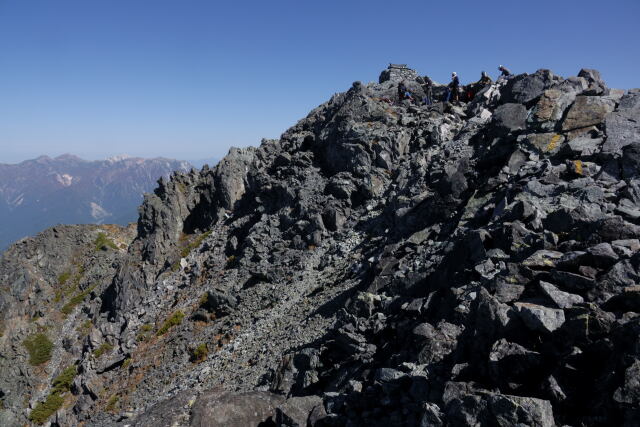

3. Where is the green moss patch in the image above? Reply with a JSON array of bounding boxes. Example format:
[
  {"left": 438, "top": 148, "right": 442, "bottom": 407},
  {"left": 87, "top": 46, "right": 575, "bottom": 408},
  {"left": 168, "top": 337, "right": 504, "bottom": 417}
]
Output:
[
  {"left": 57, "top": 271, "right": 71, "bottom": 286},
  {"left": 28, "top": 393, "right": 64, "bottom": 424},
  {"left": 94, "top": 232, "right": 118, "bottom": 251},
  {"left": 54, "top": 263, "right": 85, "bottom": 302},
  {"left": 191, "top": 343, "right": 208, "bottom": 362},
  {"left": 61, "top": 284, "right": 97, "bottom": 316},
  {"left": 106, "top": 394, "right": 119, "bottom": 412},
  {"left": 23, "top": 333, "right": 53, "bottom": 366},
  {"left": 93, "top": 343, "right": 114, "bottom": 358},
  {"left": 52, "top": 366, "right": 76, "bottom": 394},
  {"left": 179, "top": 230, "right": 212, "bottom": 258},
  {"left": 156, "top": 311, "right": 185, "bottom": 336},
  {"left": 28, "top": 365, "right": 77, "bottom": 424}
]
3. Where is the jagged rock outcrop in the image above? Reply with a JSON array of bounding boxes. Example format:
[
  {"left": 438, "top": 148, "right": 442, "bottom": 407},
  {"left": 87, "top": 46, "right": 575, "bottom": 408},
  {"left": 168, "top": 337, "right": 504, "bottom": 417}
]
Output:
[{"left": 1, "top": 65, "right": 639, "bottom": 427}]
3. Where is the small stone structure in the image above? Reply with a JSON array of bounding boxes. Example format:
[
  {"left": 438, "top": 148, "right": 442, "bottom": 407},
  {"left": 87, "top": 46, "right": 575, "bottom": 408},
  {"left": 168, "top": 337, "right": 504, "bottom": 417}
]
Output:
[{"left": 378, "top": 63, "right": 418, "bottom": 84}]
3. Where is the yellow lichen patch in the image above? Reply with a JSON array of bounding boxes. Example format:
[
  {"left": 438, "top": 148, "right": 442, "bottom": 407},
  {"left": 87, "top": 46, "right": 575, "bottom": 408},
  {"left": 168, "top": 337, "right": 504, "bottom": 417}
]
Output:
[
  {"left": 574, "top": 160, "right": 583, "bottom": 175},
  {"left": 546, "top": 134, "right": 561, "bottom": 152}
]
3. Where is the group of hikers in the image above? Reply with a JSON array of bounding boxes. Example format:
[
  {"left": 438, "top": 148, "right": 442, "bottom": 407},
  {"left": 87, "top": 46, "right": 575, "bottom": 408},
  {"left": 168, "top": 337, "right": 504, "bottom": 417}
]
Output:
[{"left": 397, "top": 65, "right": 512, "bottom": 105}]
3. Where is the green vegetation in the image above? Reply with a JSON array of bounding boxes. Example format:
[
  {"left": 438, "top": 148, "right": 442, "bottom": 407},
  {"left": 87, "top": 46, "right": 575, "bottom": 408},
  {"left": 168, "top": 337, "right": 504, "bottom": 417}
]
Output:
[
  {"left": 94, "top": 232, "right": 118, "bottom": 251},
  {"left": 156, "top": 311, "right": 185, "bottom": 336},
  {"left": 54, "top": 264, "right": 85, "bottom": 303},
  {"left": 93, "top": 343, "right": 114, "bottom": 358},
  {"left": 57, "top": 271, "right": 71, "bottom": 286},
  {"left": 122, "top": 357, "right": 132, "bottom": 369},
  {"left": 29, "top": 393, "right": 64, "bottom": 424},
  {"left": 61, "top": 284, "right": 97, "bottom": 315},
  {"left": 28, "top": 365, "right": 77, "bottom": 424},
  {"left": 191, "top": 343, "right": 208, "bottom": 362},
  {"left": 23, "top": 333, "right": 53, "bottom": 366},
  {"left": 179, "top": 230, "right": 212, "bottom": 258},
  {"left": 106, "top": 395, "right": 119, "bottom": 412},
  {"left": 52, "top": 366, "right": 76, "bottom": 394}
]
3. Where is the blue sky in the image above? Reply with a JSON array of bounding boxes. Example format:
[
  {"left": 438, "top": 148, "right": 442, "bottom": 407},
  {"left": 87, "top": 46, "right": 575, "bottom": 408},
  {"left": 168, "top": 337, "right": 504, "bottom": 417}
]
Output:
[{"left": 0, "top": 0, "right": 638, "bottom": 163}]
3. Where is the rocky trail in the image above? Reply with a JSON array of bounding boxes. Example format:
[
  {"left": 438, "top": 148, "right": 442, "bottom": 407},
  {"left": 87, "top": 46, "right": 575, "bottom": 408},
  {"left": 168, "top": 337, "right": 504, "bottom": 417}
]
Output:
[{"left": 1, "top": 65, "right": 640, "bottom": 426}]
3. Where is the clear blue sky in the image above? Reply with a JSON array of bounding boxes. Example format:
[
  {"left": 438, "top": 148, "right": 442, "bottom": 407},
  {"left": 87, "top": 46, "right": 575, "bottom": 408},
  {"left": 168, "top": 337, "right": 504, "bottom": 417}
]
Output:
[{"left": 1, "top": 0, "right": 638, "bottom": 163}]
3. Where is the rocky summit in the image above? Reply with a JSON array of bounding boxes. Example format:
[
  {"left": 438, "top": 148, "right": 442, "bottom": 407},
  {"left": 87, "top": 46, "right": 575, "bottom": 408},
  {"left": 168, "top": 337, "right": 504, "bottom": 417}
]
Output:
[{"left": 1, "top": 66, "right": 640, "bottom": 427}]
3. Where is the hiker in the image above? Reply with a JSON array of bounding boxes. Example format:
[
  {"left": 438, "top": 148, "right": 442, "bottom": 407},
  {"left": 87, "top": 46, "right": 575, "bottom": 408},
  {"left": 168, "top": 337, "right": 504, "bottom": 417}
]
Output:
[
  {"left": 479, "top": 71, "right": 492, "bottom": 85},
  {"left": 398, "top": 81, "right": 415, "bottom": 104},
  {"left": 498, "top": 65, "right": 512, "bottom": 77},
  {"left": 422, "top": 76, "right": 434, "bottom": 105},
  {"left": 447, "top": 72, "right": 460, "bottom": 102},
  {"left": 397, "top": 81, "right": 407, "bottom": 102},
  {"left": 465, "top": 71, "right": 492, "bottom": 100}
]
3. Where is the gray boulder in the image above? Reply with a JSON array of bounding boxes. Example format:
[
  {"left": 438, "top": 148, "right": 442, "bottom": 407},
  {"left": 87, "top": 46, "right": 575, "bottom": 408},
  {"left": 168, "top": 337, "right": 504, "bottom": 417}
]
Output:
[
  {"left": 493, "top": 103, "right": 527, "bottom": 134},
  {"left": 613, "top": 359, "right": 640, "bottom": 405},
  {"left": 562, "top": 96, "right": 615, "bottom": 131},
  {"left": 539, "top": 280, "right": 584, "bottom": 309},
  {"left": 502, "top": 69, "right": 557, "bottom": 104},
  {"left": 602, "top": 90, "right": 640, "bottom": 155},
  {"left": 515, "top": 302, "right": 565, "bottom": 333},
  {"left": 190, "top": 391, "right": 284, "bottom": 427}
]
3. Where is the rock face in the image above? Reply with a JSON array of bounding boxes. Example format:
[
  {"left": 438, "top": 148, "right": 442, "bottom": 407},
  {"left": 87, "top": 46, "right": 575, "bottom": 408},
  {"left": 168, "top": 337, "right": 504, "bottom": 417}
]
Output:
[
  {"left": 1, "top": 66, "right": 639, "bottom": 427},
  {"left": 0, "top": 155, "right": 192, "bottom": 250}
]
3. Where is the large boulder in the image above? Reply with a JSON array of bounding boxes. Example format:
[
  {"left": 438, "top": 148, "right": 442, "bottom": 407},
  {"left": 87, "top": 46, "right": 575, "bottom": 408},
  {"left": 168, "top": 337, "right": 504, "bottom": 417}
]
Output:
[
  {"left": 539, "top": 281, "right": 584, "bottom": 309},
  {"left": 214, "top": 147, "right": 256, "bottom": 212},
  {"left": 488, "top": 339, "right": 543, "bottom": 385},
  {"left": 622, "top": 142, "right": 640, "bottom": 179},
  {"left": 444, "top": 383, "right": 555, "bottom": 427},
  {"left": 190, "top": 391, "right": 284, "bottom": 427},
  {"left": 515, "top": 302, "right": 565, "bottom": 333},
  {"left": 502, "top": 69, "right": 557, "bottom": 104},
  {"left": 603, "top": 89, "right": 640, "bottom": 156},
  {"left": 578, "top": 68, "right": 607, "bottom": 94},
  {"left": 493, "top": 103, "right": 527, "bottom": 134},
  {"left": 613, "top": 359, "right": 640, "bottom": 405},
  {"left": 562, "top": 96, "right": 616, "bottom": 131},
  {"left": 530, "top": 88, "right": 578, "bottom": 130}
]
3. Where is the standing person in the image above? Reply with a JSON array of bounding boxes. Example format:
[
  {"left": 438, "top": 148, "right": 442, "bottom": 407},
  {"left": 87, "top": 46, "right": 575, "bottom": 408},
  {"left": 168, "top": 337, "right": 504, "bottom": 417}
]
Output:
[
  {"left": 498, "top": 65, "right": 512, "bottom": 77},
  {"left": 447, "top": 72, "right": 460, "bottom": 102},
  {"left": 420, "top": 76, "right": 434, "bottom": 105}
]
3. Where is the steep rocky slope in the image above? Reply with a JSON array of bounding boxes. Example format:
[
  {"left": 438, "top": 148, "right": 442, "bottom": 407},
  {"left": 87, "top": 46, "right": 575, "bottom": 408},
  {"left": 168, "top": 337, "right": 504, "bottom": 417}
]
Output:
[
  {"left": 0, "top": 155, "right": 191, "bottom": 250},
  {"left": 1, "top": 66, "right": 640, "bottom": 426}
]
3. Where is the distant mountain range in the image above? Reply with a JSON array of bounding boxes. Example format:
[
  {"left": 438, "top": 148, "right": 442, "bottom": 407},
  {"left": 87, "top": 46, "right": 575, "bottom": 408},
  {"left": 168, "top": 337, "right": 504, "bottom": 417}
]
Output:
[{"left": 0, "top": 154, "right": 193, "bottom": 250}]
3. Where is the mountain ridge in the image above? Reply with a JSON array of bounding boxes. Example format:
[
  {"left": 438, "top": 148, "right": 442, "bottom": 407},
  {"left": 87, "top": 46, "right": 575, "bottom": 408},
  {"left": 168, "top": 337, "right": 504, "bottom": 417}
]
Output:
[{"left": 1, "top": 65, "right": 640, "bottom": 426}]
